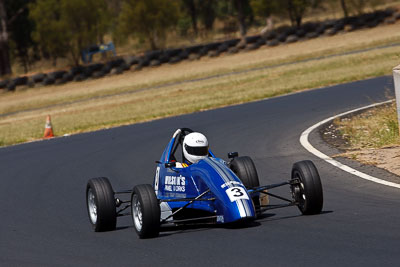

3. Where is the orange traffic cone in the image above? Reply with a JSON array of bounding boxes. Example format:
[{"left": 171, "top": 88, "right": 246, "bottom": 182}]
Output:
[{"left": 43, "top": 115, "right": 54, "bottom": 138}]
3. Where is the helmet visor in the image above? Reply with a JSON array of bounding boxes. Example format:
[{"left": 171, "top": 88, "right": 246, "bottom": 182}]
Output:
[{"left": 184, "top": 144, "right": 208, "bottom": 156}]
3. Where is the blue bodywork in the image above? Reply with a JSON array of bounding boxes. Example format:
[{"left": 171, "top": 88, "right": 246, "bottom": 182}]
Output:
[{"left": 153, "top": 130, "right": 256, "bottom": 224}]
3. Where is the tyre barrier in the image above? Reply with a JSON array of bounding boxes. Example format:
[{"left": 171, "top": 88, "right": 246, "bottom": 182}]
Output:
[
  {"left": 1, "top": 7, "right": 397, "bottom": 91},
  {"left": 48, "top": 70, "right": 66, "bottom": 80},
  {"left": 27, "top": 79, "right": 35, "bottom": 88},
  {"left": 244, "top": 42, "right": 261, "bottom": 51},
  {"left": 207, "top": 50, "right": 219, "bottom": 57},
  {"left": 31, "top": 73, "right": 46, "bottom": 83},
  {"left": 0, "top": 79, "right": 8, "bottom": 89},
  {"left": 301, "top": 22, "right": 318, "bottom": 33},
  {"left": 92, "top": 71, "right": 106, "bottom": 79},
  {"left": 138, "top": 57, "right": 150, "bottom": 67},
  {"left": 179, "top": 49, "right": 189, "bottom": 60},
  {"left": 217, "top": 43, "right": 229, "bottom": 53},
  {"left": 285, "top": 35, "right": 298, "bottom": 43},
  {"left": 13, "top": 76, "right": 28, "bottom": 86},
  {"left": 157, "top": 53, "right": 169, "bottom": 63},
  {"left": 225, "top": 38, "right": 240, "bottom": 47},
  {"left": 245, "top": 35, "right": 261, "bottom": 44},
  {"left": 164, "top": 48, "right": 182, "bottom": 58},
  {"left": 264, "top": 31, "right": 277, "bottom": 40},
  {"left": 74, "top": 73, "right": 88, "bottom": 82},
  {"left": 102, "top": 64, "right": 112, "bottom": 74},
  {"left": 198, "top": 46, "right": 209, "bottom": 56},
  {"left": 227, "top": 46, "right": 239, "bottom": 54},
  {"left": 108, "top": 58, "right": 125, "bottom": 68},
  {"left": 42, "top": 77, "right": 56, "bottom": 85},
  {"left": 70, "top": 66, "right": 85, "bottom": 76},
  {"left": 186, "top": 44, "right": 203, "bottom": 54},
  {"left": 266, "top": 39, "right": 279, "bottom": 47},
  {"left": 150, "top": 59, "right": 161, "bottom": 67},
  {"left": 62, "top": 72, "right": 74, "bottom": 82},
  {"left": 145, "top": 50, "right": 163, "bottom": 61},
  {"left": 124, "top": 55, "right": 140, "bottom": 66},
  {"left": 277, "top": 33, "right": 287, "bottom": 42},
  {"left": 168, "top": 56, "right": 181, "bottom": 64},
  {"left": 256, "top": 37, "right": 266, "bottom": 46},
  {"left": 296, "top": 29, "right": 306, "bottom": 38},
  {"left": 6, "top": 81, "right": 16, "bottom": 91},
  {"left": 305, "top": 32, "right": 319, "bottom": 39},
  {"left": 325, "top": 28, "right": 338, "bottom": 36},
  {"left": 315, "top": 24, "right": 326, "bottom": 35}
]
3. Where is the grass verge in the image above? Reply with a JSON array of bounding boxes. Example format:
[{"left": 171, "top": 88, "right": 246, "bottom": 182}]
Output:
[
  {"left": 332, "top": 102, "right": 400, "bottom": 177},
  {"left": 335, "top": 102, "right": 400, "bottom": 149},
  {"left": 2, "top": 23, "right": 400, "bottom": 147}
]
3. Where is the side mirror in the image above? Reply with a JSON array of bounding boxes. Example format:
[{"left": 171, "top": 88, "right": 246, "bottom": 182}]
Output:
[
  {"left": 228, "top": 152, "right": 238, "bottom": 159},
  {"left": 165, "top": 162, "right": 176, "bottom": 168}
]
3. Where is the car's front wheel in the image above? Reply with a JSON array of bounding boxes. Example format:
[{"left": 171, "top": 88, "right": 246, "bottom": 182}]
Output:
[
  {"left": 131, "top": 184, "right": 160, "bottom": 239},
  {"left": 291, "top": 160, "right": 323, "bottom": 215},
  {"left": 86, "top": 177, "right": 117, "bottom": 232}
]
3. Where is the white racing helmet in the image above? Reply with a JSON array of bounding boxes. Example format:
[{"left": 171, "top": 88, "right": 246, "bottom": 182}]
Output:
[{"left": 183, "top": 132, "right": 209, "bottom": 164}]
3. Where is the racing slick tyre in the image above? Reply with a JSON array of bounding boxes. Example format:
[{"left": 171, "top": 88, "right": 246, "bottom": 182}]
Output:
[
  {"left": 86, "top": 177, "right": 117, "bottom": 232},
  {"left": 291, "top": 160, "right": 323, "bottom": 215},
  {"left": 230, "top": 156, "right": 261, "bottom": 215},
  {"left": 229, "top": 156, "right": 260, "bottom": 188},
  {"left": 131, "top": 184, "right": 160, "bottom": 239}
]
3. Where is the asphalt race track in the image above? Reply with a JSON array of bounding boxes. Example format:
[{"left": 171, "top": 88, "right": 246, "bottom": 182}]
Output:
[{"left": 1, "top": 76, "right": 399, "bottom": 266}]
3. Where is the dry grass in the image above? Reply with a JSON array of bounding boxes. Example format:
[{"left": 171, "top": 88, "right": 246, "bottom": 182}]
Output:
[
  {"left": 2, "top": 23, "right": 400, "bottom": 146},
  {"left": 335, "top": 102, "right": 400, "bottom": 149}
]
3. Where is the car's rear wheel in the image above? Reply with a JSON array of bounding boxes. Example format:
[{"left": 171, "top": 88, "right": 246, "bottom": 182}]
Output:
[
  {"left": 131, "top": 184, "right": 160, "bottom": 239},
  {"left": 291, "top": 160, "right": 323, "bottom": 215},
  {"left": 229, "top": 156, "right": 261, "bottom": 215},
  {"left": 86, "top": 177, "right": 117, "bottom": 232}
]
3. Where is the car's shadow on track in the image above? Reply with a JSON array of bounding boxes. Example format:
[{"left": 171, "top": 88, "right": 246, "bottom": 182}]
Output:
[
  {"left": 256, "top": 210, "right": 333, "bottom": 223},
  {"left": 116, "top": 211, "right": 333, "bottom": 237}
]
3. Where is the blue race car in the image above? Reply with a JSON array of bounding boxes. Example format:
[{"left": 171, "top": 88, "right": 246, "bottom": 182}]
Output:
[{"left": 86, "top": 128, "right": 323, "bottom": 238}]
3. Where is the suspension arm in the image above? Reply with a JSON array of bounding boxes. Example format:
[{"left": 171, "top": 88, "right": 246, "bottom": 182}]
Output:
[{"left": 161, "top": 189, "right": 211, "bottom": 223}]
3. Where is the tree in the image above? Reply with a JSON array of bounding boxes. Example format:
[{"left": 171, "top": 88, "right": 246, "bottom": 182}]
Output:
[
  {"left": 61, "top": 0, "right": 110, "bottom": 65},
  {"left": 285, "top": 0, "right": 312, "bottom": 27},
  {"left": 0, "top": 0, "right": 11, "bottom": 76},
  {"left": 251, "top": 0, "right": 279, "bottom": 18},
  {"left": 250, "top": 0, "right": 280, "bottom": 33},
  {"left": 118, "top": 0, "right": 180, "bottom": 50},
  {"left": 199, "top": 0, "right": 217, "bottom": 31},
  {"left": 30, "top": 0, "right": 110, "bottom": 66},
  {"left": 182, "top": 0, "right": 199, "bottom": 36},
  {"left": 340, "top": 0, "right": 349, "bottom": 18},
  {"left": 29, "top": 0, "right": 68, "bottom": 66},
  {"left": 232, "top": 0, "right": 253, "bottom": 37},
  {"left": 7, "top": 0, "right": 36, "bottom": 73}
]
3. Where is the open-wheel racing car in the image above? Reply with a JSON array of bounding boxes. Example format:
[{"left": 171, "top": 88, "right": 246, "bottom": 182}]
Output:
[{"left": 86, "top": 128, "right": 323, "bottom": 238}]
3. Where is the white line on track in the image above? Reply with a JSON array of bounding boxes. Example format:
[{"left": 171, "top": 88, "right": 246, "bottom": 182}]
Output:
[{"left": 300, "top": 99, "right": 400, "bottom": 189}]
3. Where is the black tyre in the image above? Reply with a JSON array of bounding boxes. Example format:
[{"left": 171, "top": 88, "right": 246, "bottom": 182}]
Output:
[
  {"left": 266, "top": 39, "right": 279, "bottom": 47},
  {"left": 229, "top": 156, "right": 260, "bottom": 188},
  {"left": 86, "top": 177, "right": 117, "bottom": 232},
  {"left": 131, "top": 184, "right": 160, "bottom": 239},
  {"left": 150, "top": 59, "right": 161, "bottom": 67},
  {"left": 13, "top": 76, "right": 28, "bottom": 86},
  {"left": 291, "top": 160, "right": 323, "bottom": 215},
  {"left": 230, "top": 156, "right": 261, "bottom": 215},
  {"left": 31, "top": 73, "right": 46, "bottom": 83},
  {"left": 286, "top": 35, "right": 298, "bottom": 43},
  {"left": 0, "top": 79, "right": 9, "bottom": 89},
  {"left": 6, "top": 81, "right": 16, "bottom": 91}
]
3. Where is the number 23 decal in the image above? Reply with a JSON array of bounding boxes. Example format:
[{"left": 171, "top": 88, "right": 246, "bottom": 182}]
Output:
[{"left": 225, "top": 187, "right": 249, "bottom": 202}]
